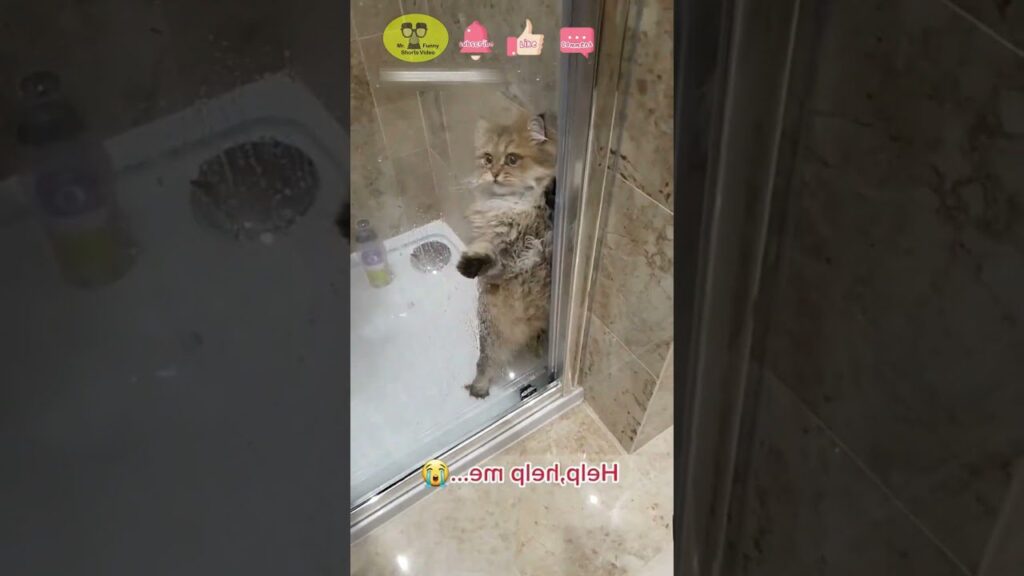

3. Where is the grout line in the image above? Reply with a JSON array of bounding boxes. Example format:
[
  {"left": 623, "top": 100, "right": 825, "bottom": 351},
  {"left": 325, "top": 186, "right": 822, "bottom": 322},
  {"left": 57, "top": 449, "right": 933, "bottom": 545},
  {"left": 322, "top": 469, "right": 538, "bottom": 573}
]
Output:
[
  {"left": 630, "top": 373, "right": 662, "bottom": 452},
  {"left": 416, "top": 92, "right": 433, "bottom": 162},
  {"left": 567, "top": 90, "right": 617, "bottom": 385},
  {"left": 393, "top": 146, "right": 431, "bottom": 160},
  {"left": 580, "top": 400, "right": 631, "bottom": 457},
  {"left": 353, "top": 36, "right": 393, "bottom": 156},
  {"left": 505, "top": 92, "right": 532, "bottom": 115},
  {"left": 707, "top": 0, "right": 802, "bottom": 569},
  {"left": 590, "top": 313, "right": 661, "bottom": 382},
  {"left": 416, "top": 101, "right": 441, "bottom": 227},
  {"left": 633, "top": 343, "right": 673, "bottom": 447},
  {"left": 427, "top": 146, "right": 451, "bottom": 170},
  {"left": 940, "top": 0, "right": 1024, "bottom": 59},
  {"left": 575, "top": 91, "right": 616, "bottom": 348},
  {"left": 425, "top": 147, "right": 445, "bottom": 220},
  {"left": 613, "top": 171, "right": 674, "bottom": 216},
  {"left": 439, "top": 92, "right": 456, "bottom": 169},
  {"left": 399, "top": 0, "right": 429, "bottom": 16},
  {"left": 978, "top": 459, "right": 1024, "bottom": 575},
  {"left": 656, "top": 343, "right": 674, "bottom": 383},
  {"left": 566, "top": 0, "right": 633, "bottom": 386},
  {"left": 771, "top": 377, "right": 974, "bottom": 576}
]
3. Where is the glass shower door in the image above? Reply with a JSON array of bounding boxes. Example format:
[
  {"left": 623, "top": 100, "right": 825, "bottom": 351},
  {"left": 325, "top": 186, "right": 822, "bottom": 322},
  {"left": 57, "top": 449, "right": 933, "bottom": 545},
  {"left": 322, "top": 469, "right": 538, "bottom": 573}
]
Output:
[{"left": 349, "top": 0, "right": 564, "bottom": 507}]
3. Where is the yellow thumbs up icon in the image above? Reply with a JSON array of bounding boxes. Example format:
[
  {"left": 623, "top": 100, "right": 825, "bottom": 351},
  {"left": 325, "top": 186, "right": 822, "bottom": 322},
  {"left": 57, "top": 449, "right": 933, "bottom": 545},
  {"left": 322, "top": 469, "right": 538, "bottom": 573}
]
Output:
[{"left": 507, "top": 19, "right": 544, "bottom": 56}]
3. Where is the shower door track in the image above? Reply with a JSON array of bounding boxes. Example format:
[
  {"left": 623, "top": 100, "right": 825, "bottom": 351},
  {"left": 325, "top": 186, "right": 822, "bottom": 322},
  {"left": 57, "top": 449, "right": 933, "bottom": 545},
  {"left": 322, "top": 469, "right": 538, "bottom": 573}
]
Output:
[
  {"left": 350, "top": 0, "right": 601, "bottom": 540},
  {"left": 350, "top": 382, "right": 583, "bottom": 542}
]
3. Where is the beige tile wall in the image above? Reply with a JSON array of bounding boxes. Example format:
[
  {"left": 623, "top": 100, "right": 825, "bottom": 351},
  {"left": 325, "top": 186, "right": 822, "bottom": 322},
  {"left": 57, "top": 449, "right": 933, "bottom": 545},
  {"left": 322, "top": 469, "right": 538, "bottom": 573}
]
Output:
[
  {"left": 350, "top": 1, "right": 440, "bottom": 241},
  {"left": 580, "top": 0, "right": 674, "bottom": 452}
]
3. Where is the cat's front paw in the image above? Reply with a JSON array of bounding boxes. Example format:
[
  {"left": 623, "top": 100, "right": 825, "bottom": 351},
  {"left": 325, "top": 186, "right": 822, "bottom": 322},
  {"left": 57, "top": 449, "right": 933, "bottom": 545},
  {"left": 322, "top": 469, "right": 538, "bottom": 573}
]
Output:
[
  {"left": 464, "top": 380, "right": 491, "bottom": 399},
  {"left": 457, "top": 252, "right": 494, "bottom": 279}
]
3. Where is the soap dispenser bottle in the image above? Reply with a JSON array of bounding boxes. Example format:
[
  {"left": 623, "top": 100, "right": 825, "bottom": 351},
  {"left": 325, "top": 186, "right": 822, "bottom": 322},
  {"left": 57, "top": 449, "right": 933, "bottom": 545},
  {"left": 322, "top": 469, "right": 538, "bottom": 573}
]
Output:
[
  {"left": 354, "top": 219, "right": 392, "bottom": 288},
  {"left": 16, "top": 70, "right": 134, "bottom": 287}
]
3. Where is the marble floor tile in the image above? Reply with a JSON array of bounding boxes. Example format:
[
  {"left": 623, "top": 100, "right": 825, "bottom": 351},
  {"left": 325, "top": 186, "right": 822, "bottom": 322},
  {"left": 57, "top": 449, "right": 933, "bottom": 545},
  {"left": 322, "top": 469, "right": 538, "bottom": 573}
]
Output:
[
  {"left": 350, "top": 120, "right": 403, "bottom": 239},
  {"left": 358, "top": 35, "right": 421, "bottom": 108},
  {"left": 378, "top": 99, "right": 428, "bottom": 157},
  {"left": 590, "top": 174, "right": 675, "bottom": 376},
  {"left": 351, "top": 40, "right": 377, "bottom": 132},
  {"left": 351, "top": 0, "right": 402, "bottom": 39},
  {"left": 945, "top": 0, "right": 1024, "bottom": 52},
  {"left": 976, "top": 459, "right": 1024, "bottom": 576},
  {"left": 419, "top": 91, "right": 452, "bottom": 165},
  {"left": 760, "top": 0, "right": 1024, "bottom": 569},
  {"left": 508, "top": 405, "right": 672, "bottom": 576},
  {"left": 610, "top": 0, "right": 674, "bottom": 211},
  {"left": 429, "top": 149, "right": 472, "bottom": 243},
  {"left": 729, "top": 373, "right": 968, "bottom": 576},
  {"left": 350, "top": 404, "right": 673, "bottom": 576},
  {"left": 583, "top": 314, "right": 660, "bottom": 451},
  {"left": 634, "top": 546, "right": 673, "bottom": 576},
  {"left": 633, "top": 346, "right": 673, "bottom": 452},
  {"left": 392, "top": 149, "right": 442, "bottom": 230},
  {"left": 400, "top": 0, "right": 429, "bottom": 15},
  {"left": 897, "top": 434, "right": 1024, "bottom": 573}
]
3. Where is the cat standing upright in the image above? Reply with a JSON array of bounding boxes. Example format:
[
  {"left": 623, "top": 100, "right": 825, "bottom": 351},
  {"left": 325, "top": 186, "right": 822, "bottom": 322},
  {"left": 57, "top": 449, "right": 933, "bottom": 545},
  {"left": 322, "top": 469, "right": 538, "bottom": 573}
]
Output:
[{"left": 457, "top": 113, "right": 557, "bottom": 399}]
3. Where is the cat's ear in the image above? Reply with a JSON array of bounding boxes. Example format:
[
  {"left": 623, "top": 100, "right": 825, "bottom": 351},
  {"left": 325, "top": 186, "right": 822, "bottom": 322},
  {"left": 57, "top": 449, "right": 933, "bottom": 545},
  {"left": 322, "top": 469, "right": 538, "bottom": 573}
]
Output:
[
  {"left": 475, "top": 118, "right": 492, "bottom": 145},
  {"left": 527, "top": 114, "right": 548, "bottom": 144}
]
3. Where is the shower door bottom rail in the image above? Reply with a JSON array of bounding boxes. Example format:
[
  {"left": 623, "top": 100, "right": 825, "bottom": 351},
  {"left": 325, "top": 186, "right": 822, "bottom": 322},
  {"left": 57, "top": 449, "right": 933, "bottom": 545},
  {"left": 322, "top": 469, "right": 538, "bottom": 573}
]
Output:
[{"left": 350, "top": 380, "right": 583, "bottom": 542}]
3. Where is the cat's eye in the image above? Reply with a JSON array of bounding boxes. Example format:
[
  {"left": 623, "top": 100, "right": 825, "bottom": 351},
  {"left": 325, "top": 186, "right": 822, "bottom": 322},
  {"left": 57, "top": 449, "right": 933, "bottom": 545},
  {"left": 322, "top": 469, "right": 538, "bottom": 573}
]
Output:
[
  {"left": 505, "top": 153, "right": 520, "bottom": 166},
  {"left": 482, "top": 153, "right": 493, "bottom": 165}
]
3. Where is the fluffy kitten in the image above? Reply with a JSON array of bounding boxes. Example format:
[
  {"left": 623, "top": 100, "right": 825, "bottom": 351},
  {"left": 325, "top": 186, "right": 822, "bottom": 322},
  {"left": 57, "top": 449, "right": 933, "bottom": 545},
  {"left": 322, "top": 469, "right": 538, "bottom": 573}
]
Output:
[{"left": 457, "top": 113, "right": 557, "bottom": 399}]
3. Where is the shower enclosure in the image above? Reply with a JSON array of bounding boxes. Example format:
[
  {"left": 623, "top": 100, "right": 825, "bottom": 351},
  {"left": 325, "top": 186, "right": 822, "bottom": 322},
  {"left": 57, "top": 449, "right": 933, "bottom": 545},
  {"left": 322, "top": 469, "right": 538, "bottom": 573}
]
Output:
[{"left": 349, "top": 0, "right": 601, "bottom": 535}]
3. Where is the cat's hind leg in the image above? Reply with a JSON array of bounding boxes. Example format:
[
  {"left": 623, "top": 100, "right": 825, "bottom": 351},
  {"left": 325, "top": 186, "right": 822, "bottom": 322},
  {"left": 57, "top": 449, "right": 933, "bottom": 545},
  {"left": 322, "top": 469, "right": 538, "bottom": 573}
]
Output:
[
  {"left": 466, "top": 351, "right": 497, "bottom": 399},
  {"left": 466, "top": 315, "right": 500, "bottom": 399},
  {"left": 527, "top": 328, "right": 547, "bottom": 358}
]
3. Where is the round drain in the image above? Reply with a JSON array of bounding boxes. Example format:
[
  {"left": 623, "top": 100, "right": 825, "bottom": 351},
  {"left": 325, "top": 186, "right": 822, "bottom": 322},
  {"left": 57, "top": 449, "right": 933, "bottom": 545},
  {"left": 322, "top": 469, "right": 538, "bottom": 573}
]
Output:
[
  {"left": 410, "top": 241, "right": 451, "bottom": 273},
  {"left": 190, "top": 138, "right": 318, "bottom": 241}
]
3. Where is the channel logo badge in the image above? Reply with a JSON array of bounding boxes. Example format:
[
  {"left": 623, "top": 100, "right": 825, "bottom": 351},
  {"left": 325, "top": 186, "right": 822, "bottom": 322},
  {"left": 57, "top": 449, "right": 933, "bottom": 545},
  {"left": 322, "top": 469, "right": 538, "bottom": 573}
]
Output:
[
  {"left": 560, "top": 27, "right": 595, "bottom": 58},
  {"left": 382, "top": 13, "right": 449, "bottom": 62},
  {"left": 422, "top": 459, "right": 449, "bottom": 487}
]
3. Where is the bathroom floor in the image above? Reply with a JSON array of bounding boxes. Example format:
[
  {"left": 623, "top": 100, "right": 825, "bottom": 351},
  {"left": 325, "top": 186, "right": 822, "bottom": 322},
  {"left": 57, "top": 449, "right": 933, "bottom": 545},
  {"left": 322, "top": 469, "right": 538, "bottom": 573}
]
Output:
[{"left": 350, "top": 404, "right": 674, "bottom": 576}]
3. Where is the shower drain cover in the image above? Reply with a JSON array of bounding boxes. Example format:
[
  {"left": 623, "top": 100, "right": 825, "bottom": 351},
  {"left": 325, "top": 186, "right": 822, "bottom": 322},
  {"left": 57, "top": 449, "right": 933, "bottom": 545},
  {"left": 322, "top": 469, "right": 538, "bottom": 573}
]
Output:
[
  {"left": 190, "top": 138, "right": 318, "bottom": 241},
  {"left": 410, "top": 241, "right": 452, "bottom": 273}
]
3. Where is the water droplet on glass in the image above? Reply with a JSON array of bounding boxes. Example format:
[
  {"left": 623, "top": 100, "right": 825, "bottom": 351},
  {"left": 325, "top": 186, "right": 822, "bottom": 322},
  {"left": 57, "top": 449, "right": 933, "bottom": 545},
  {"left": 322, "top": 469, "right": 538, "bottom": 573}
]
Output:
[{"left": 156, "top": 365, "right": 178, "bottom": 378}]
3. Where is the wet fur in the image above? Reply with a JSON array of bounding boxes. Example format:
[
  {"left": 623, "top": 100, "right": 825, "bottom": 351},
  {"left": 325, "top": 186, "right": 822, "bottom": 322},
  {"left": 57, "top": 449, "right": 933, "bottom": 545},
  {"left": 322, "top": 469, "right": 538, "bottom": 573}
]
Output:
[{"left": 458, "top": 113, "right": 556, "bottom": 398}]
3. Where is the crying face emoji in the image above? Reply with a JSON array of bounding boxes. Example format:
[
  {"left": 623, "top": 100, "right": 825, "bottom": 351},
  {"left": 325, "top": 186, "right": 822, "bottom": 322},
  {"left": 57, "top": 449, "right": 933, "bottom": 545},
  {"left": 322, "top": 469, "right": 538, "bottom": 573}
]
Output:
[{"left": 422, "top": 459, "right": 449, "bottom": 487}]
